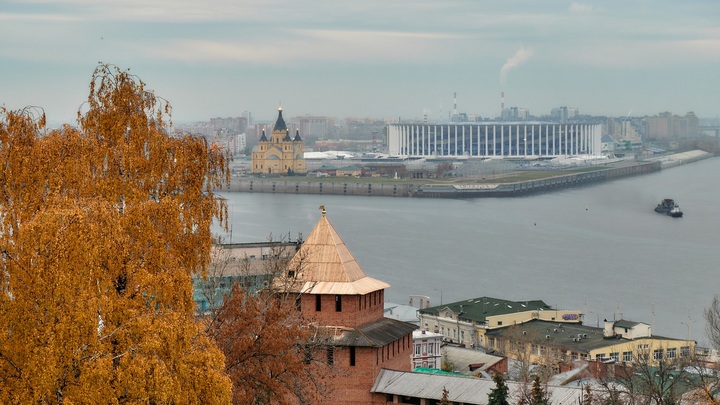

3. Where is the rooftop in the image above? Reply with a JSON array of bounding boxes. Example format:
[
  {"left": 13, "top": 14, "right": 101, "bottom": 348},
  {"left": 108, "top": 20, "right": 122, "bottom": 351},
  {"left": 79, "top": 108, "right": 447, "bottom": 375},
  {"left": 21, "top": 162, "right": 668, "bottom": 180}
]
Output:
[
  {"left": 371, "top": 369, "right": 587, "bottom": 405},
  {"left": 278, "top": 207, "right": 390, "bottom": 295},
  {"left": 419, "top": 296, "right": 552, "bottom": 324},
  {"left": 325, "top": 318, "right": 417, "bottom": 348},
  {"left": 485, "top": 320, "right": 686, "bottom": 354}
]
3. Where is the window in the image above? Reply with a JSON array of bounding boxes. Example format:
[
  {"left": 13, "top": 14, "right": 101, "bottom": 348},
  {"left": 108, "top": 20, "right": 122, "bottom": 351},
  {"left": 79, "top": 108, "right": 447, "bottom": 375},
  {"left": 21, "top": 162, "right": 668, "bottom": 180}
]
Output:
[
  {"left": 335, "top": 295, "right": 342, "bottom": 312},
  {"left": 428, "top": 343, "right": 434, "bottom": 355},
  {"left": 497, "top": 321, "right": 503, "bottom": 326},
  {"left": 623, "top": 351, "right": 633, "bottom": 362},
  {"left": 680, "top": 346, "right": 691, "bottom": 358},
  {"left": 653, "top": 349, "right": 664, "bottom": 361},
  {"left": 415, "top": 345, "right": 421, "bottom": 356},
  {"left": 315, "top": 295, "right": 321, "bottom": 311},
  {"left": 350, "top": 347, "right": 356, "bottom": 366},
  {"left": 667, "top": 348, "right": 677, "bottom": 359},
  {"left": 610, "top": 352, "right": 620, "bottom": 362},
  {"left": 327, "top": 347, "right": 334, "bottom": 365},
  {"left": 532, "top": 344, "right": 539, "bottom": 355},
  {"left": 596, "top": 353, "right": 606, "bottom": 360}
]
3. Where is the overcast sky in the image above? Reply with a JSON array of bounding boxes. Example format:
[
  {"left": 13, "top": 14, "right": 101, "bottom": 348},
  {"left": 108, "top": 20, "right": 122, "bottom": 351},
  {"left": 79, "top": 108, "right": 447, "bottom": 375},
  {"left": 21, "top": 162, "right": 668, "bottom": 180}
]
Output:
[{"left": 2, "top": 0, "right": 719, "bottom": 124}]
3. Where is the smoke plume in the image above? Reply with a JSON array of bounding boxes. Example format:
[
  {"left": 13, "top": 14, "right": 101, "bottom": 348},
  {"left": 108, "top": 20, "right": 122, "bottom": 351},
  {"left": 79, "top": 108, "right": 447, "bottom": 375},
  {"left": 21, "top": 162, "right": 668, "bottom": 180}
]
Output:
[{"left": 500, "top": 47, "right": 534, "bottom": 86}]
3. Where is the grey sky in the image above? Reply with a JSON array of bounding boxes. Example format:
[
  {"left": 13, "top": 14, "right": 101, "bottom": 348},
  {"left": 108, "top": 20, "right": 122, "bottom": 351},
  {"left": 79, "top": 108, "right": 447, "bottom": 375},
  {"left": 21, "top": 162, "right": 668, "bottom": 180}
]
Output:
[{"left": 1, "top": 0, "right": 718, "bottom": 123}]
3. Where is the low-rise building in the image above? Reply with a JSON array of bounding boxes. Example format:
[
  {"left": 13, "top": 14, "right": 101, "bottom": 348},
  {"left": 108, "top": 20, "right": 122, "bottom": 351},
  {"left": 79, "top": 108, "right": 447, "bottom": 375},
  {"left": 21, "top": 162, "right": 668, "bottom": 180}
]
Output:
[
  {"left": 484, "top": 319, "right": 695, "bottom": 368},
  {"left": 192, "top": 240, "right": 301, "bottom": 313},
  {"left": 418, "top": 296, "right": 582, "bottom": 349},
  {"left": 412, "top": 330, "right": 443, "bottom": 369},
  {"left": 371, "top": 369, "right": 589, "bottom": 404},
  {"left": 442, "top": 345, "right": 508, "bottom": 377},
  {"left": 335, "top": 165, "right": 362, "bottom": 177}
]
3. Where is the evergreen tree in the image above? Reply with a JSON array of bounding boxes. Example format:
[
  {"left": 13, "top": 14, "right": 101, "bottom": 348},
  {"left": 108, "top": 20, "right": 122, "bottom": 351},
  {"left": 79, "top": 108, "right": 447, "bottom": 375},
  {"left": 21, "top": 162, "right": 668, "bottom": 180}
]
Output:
[
  {"left": 530, "top": 375, "right": 550, "bottom": 405},
  {"left": 439, "top": 386, "right": 450, "bottom": 405},
  {"left": 488, "top": 373, "right": 510, "bottom": 405}
]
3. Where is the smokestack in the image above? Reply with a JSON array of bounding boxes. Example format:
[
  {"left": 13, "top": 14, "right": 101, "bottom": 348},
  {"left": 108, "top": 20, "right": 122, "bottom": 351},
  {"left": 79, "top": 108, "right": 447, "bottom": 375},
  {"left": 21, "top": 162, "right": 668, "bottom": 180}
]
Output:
[
  {"left": 501, "top": 91, "right": 505, "bottom": 110},
  {"left": 453, "top": 92, "right": 458, "bottom": 116}
]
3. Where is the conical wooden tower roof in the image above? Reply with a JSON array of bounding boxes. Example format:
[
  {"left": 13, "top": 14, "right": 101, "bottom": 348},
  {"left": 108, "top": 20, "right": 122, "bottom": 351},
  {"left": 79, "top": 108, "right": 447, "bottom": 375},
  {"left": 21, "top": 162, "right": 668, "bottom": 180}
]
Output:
[{"left": 285, "top": 206, "right": 390, "bottom": 295}]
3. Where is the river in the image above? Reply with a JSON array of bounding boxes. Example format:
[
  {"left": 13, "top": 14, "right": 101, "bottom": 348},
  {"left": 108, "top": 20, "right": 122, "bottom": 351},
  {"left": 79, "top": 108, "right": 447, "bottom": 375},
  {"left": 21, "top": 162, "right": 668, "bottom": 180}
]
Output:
[{"left": 216, "top": 157, "right": 719, "bottom": 346}]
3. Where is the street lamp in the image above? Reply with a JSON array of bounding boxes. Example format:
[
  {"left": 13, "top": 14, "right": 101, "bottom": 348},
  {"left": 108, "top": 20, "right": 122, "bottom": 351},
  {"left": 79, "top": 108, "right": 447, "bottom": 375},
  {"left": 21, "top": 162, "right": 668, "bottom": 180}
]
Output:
[
  {"left": 588, "top": 311, "right": 600, "bottom": 328},
  {"left": 681, "top": 321, "right": 692, "bottom": 341}
]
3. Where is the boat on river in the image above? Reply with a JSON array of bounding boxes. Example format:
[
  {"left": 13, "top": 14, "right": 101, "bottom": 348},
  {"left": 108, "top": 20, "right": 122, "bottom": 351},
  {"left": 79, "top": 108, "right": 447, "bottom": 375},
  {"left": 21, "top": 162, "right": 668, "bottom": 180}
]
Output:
[
  {"left": 655, "top": 198, "right": 683, "bottom": 217},
  {"left": 654, "top": 198, "right": 677, "bottom": 214}
]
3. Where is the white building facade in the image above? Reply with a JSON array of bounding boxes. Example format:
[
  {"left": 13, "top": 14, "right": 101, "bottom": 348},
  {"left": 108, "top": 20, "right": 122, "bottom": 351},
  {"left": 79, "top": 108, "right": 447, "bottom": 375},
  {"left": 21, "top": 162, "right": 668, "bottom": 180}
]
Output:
[
  {"left": 412, "top": 330, "right": 443, "bottom": 369},
  {"left": 387, "top": 122, "right": 603, "bottom": 158}
]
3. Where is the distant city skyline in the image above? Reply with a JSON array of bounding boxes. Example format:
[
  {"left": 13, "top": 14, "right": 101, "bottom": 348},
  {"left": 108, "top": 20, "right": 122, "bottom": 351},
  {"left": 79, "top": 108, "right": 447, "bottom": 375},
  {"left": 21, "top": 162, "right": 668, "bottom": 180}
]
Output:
[{"left": 2, "top": 1, "right": 719, "bottom": 125}]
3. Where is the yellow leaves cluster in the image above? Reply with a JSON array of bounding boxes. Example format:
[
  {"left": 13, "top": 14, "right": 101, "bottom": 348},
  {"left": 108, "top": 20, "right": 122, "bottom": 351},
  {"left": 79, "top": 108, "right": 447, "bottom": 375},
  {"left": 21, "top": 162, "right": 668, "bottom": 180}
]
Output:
[{"left": 0, "top": 65, "right": 231, "bottom": 403}]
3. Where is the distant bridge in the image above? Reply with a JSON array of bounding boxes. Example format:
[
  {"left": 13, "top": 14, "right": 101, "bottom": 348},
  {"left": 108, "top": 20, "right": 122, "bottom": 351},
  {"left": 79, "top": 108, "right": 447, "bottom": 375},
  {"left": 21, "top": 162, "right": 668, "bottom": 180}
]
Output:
[{"left": 699, "top": 125, "right": 720, "bottom": 135}]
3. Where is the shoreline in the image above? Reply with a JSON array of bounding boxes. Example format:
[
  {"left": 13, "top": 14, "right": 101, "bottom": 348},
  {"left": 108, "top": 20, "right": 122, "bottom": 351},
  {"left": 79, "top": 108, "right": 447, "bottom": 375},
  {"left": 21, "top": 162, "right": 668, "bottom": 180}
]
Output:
[{"left": 226, "top": 150, "right": 714, "bottom": 198}]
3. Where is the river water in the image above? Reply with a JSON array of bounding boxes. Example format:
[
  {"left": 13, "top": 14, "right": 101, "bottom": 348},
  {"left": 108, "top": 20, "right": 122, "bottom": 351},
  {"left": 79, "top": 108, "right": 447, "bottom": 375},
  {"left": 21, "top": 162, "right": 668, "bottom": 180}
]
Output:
[{"left": 216, "top": 157, "right": 719, "bottom": 346}]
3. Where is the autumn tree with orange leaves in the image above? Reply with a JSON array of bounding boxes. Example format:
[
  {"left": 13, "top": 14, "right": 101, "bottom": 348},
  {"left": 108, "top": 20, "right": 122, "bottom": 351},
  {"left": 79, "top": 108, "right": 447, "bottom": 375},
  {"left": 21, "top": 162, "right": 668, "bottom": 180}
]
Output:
[
  {"left": 205, "top": 243, "right": 334, "bottom": 404},
  {"left": 0, "top": 65, "right": 232, "bottom": 403}
]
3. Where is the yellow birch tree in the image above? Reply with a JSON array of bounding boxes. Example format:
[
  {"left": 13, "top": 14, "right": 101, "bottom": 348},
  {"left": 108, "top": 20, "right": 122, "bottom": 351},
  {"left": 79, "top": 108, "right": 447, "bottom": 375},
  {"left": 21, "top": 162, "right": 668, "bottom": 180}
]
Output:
[{"left": 0, "top": 64, "right": 232, "bottom": 403}]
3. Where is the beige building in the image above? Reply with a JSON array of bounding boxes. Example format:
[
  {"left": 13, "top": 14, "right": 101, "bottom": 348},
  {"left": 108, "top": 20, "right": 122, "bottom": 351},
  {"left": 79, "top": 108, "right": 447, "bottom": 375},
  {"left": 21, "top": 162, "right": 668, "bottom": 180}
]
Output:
[
  {"left": 419, "top": 297, "right": 694, "bottom": 369},
  {"left": 418, "top": 297, "right": 582, "bottom": 349},
  {"left": 251, "top": 107, "right": 306, "bottom": 175},
  {"left": 485, "top": 319, "right": 695, "bottom": 368},
  {"left": 645, "top": 111, "right": 700, "bottom": 140}
]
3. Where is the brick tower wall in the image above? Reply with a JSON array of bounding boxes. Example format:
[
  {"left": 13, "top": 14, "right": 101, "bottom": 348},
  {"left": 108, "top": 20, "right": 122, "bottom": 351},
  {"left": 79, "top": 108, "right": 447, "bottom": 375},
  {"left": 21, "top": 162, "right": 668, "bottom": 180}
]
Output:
[{"left": 300, "top": 290, "right": 385, "bottom": 329}]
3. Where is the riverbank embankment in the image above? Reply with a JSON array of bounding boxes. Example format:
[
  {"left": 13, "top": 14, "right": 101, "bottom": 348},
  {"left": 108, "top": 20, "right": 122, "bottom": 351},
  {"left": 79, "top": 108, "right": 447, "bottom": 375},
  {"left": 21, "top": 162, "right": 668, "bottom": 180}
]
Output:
[{"left": 228, "top": 150, "right": 714, "bottom": 198}]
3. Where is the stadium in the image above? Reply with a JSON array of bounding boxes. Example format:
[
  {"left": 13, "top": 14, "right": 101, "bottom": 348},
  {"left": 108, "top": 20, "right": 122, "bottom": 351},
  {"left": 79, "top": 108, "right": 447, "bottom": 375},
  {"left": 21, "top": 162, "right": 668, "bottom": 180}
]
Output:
[{"left": 387, "top": 122, "right": 603, "bottom": 159}]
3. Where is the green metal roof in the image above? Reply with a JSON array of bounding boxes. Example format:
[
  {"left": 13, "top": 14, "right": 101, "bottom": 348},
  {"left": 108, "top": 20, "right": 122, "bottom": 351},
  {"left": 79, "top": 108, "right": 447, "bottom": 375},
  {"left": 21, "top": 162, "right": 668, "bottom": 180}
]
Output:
[
  {"left": 419, "top": 296, "right": 552, "bottom": 324},
  {"left": 412, "top": 367, "right": 470, "bottom": 377}
]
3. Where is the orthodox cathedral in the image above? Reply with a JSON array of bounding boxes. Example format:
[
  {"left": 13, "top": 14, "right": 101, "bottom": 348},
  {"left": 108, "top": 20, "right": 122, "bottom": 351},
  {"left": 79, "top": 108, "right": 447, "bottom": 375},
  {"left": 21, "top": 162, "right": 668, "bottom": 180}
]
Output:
[{"left": 251, "top": 107, "right": 306, "bottom": 175}]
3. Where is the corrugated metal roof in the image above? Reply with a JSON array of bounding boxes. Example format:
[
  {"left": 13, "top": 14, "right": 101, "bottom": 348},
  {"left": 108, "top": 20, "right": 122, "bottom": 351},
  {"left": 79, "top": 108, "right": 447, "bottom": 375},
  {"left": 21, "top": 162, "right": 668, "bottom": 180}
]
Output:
[
  {"left": 281, "top": 211, "right": 389, "bottom": 295},
  {"left": 371, "top": 369, "right": 588, "bottom": 404}
]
